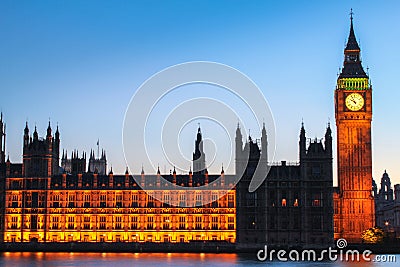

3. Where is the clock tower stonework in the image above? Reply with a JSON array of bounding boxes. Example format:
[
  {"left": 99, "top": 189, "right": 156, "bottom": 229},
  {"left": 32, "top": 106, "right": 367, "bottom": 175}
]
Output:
[{"left": 334, "top": 14, "right": 375, "bottom": 243}]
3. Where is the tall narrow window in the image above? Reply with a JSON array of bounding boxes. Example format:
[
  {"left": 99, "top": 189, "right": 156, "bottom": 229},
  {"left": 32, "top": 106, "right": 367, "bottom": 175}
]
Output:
[
  {"left": 179, "top": 216, "right": 186, "bottom": 230},
  {"left": 115, "top": 216, "right": 122, "bottom": 229}
]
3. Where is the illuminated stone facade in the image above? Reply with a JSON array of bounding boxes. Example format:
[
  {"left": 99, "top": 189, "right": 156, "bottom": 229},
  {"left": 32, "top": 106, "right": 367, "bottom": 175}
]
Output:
[
  {"left": 0, "top": 123, "right": 236, "bottom": 243},
  {"left": 333, "top": 15, "right": 375, "bottom": 242},
  {"left": 3, "top": 172, "right": 236, "bottom": 243}
]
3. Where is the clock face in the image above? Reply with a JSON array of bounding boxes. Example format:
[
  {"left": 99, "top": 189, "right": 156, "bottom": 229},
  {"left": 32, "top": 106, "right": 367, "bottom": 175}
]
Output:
[{"left": 345, "top": 93, "right": 364, "bottom": 111}]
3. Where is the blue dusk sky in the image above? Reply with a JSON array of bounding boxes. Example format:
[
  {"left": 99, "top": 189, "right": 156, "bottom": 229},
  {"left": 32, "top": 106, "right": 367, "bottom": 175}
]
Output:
[{"left": 1, "top": 1, "right": 399, "bottom": 186}]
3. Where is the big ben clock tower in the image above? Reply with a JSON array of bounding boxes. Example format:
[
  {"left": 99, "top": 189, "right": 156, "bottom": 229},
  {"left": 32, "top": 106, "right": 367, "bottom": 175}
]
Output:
[{"left": 335, "top": 12, "right": 375, "bottom": 243}]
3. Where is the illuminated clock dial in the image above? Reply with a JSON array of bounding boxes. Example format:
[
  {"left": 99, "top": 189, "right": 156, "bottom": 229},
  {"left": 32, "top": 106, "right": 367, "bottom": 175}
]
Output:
[{"left": 345, "top": 93, "right": 364, "bottom": 111}]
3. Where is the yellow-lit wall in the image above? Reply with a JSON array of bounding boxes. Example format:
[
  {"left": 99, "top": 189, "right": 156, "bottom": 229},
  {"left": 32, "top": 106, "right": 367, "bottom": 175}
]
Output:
[{"left": 4, "top": 185, "right": 236, "bottom": 243}]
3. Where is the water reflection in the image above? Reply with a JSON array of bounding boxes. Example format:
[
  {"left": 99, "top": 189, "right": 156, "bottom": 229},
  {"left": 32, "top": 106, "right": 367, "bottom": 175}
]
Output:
[{"left": 0, "top": 252, "right": 397, "bottom": 266}]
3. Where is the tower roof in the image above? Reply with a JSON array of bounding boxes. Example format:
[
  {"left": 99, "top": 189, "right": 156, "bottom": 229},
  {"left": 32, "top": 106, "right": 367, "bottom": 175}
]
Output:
[
  {"left": 338, "top": 10, "right": 368, "bottom": 79},
  {"left": 345, "top": 11, "right": 360, "bottom": 51}
]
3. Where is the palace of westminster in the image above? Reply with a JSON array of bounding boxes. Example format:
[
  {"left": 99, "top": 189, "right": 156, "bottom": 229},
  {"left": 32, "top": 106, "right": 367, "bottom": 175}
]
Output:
[{"left": 0, "top": 15, "right": 399, "bottom": 248}]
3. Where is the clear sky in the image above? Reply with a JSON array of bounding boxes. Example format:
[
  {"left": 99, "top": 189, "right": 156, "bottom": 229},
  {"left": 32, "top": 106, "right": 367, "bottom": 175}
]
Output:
[{"left": 1, "top": 0, "right": 399, "bottom": 186}]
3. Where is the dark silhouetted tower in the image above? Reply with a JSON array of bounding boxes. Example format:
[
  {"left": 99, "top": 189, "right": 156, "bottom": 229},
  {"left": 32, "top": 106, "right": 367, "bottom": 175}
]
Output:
[
  {"left": 22, "top": 121, "right": 60, "bottom": 177},
  {"left": 193, "top": 125, "right": 206, "bottom": 174}
]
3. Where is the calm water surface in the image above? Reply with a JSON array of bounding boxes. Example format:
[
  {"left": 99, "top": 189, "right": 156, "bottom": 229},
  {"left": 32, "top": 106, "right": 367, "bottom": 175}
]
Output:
[{"left": 0, "top": 252, "right": 398, "bottom": 266}]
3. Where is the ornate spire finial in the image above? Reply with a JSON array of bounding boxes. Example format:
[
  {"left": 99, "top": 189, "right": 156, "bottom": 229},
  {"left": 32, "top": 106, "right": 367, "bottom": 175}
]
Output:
[
  {"left": 350, "top": 8, "right": 353, "bottom": 21},
  {"left": 345, "top": 9, "right": 360, "bottom": 52}
]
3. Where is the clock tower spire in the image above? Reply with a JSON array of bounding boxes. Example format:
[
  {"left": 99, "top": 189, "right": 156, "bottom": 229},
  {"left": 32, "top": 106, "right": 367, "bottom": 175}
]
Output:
[{"left": 334, "top": 11, "right": 375, "bottom": 243}]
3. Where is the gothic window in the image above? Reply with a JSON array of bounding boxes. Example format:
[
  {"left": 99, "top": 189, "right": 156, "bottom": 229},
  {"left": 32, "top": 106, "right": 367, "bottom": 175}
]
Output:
[
  {"left": 51, "top": 216, "right": 59, "bottom": 230},
  {"left": 148, "top": 195, "right": 154, "bottom": 208},
  {"left": 131, "top": 193, "right": 138, "bottom": 208},
  {"left": 228, "top": 193, "right": 234, "bottom": 208},
  {"left": 99, "top": 216, "right": 106, "bottom": 230},
  {"left": 100, "top": 194, "right": 106, "bottom": 208},
  {"left": 52, "top": 194, "right": 60, "bottom": 208},
  {"left": 179, "top": 216, "right": 186, "bottom": 230},
  {"left": 334, "top": 201, "right": 338, "bottom": 214},
  {"left": 116, "top": 194, "right": 122, "bottom": 208},
  {"left": 68, "top": 193, "right": 75, "bottom": 208},
  {"left": 83, "top": 216, "right": 90, "bottom": 230},
  {"left": 67, "top": 216, "right": 75, "bottom": 230},
  {"left": 334, "top": 220, "right": 338, "bottom": 233},
  {"left": 312, "top": 193, "right": 323, "bottom": 207},
  {"left": 211, "top": 216, "right": 219, "bottom": 230},
  {"left": 131, "top": 216, "right": 138, "bottom": 230},
  {"left": 195, "top": 216, "right": 202, "bottom": 230},
  {"left": 228, "top": 216, "right": 235, "bottom": 230},
  {"left": 163, "top": 193, "right": 170, "bottom": 207},
  {"left": 211, "top": 192, "right": 219, "bottom": 208},
  {"left": 10, "top": 216, "right": 18, "bottom": 229},
  {"left": 281, "top": 198, "right": 287, "bottom": 207},
  {"left": 195, "top": 192, "right": 202, "bottom": 206},
  {"left": 218, "top": 195, "right": 226, "bottom": 208},
  {"left": 11, "top": 194, "right": 19, "bottom": 208},
  {"left": 147, "top": 216, "right": 154, "bottom": 230},
  {"left": 293, "top": 191, "right": 299, "bottom": 207},
  {"left": 179, "top": 193, "right": 186, "bottom": 207},
  {"left": 84, "top": 194, "right": 90, "bottom": 208},
  {"left": 115, "top": 216, "right": 122, "bottom": 230},
  {"left": 163, "top": 216, "right": 170, "bottom": 230}
]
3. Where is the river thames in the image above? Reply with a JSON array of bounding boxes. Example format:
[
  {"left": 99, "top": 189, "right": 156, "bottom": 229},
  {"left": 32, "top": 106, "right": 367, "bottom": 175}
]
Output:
[{"left": 0, "top": 252, "right": 398, "bottom": 266}]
